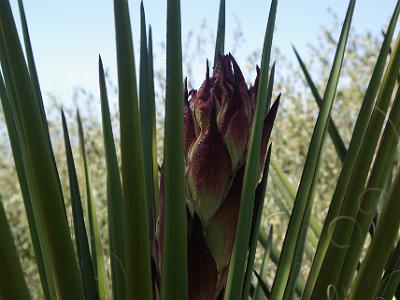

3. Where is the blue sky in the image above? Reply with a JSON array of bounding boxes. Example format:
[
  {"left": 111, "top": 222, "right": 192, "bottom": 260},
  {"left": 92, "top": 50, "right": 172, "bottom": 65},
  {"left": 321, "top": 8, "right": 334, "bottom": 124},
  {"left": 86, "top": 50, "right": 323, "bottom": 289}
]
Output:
[{"left": 7, "top": 0, "right": 398, "bottom": 102}]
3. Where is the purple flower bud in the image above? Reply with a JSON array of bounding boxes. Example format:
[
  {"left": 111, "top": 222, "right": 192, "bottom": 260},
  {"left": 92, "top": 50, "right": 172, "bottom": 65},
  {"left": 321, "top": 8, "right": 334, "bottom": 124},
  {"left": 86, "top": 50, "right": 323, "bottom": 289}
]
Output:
[
  {"left": 186, "top": 104, "right": 232, "bottom": 223},
  {"left": 185, "top": 54, "right": 260, "bottom": 224},
  {"left": 155, "top": 54, "right": 279, "bottom": 299}
]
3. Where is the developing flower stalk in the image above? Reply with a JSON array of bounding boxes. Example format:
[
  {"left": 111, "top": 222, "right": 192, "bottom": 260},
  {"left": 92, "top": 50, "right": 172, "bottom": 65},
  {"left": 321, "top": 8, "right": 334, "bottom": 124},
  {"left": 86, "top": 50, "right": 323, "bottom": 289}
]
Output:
[{"left": 155, "top": 54, "right": 279, "bottom": 299}]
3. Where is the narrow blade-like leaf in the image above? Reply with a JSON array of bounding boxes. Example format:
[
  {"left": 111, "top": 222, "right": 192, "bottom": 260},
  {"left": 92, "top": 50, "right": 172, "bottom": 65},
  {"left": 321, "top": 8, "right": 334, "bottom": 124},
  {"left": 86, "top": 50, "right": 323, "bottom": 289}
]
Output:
[
  {"left": 337, "top": 77, "right": 400, "bottom": 291},
  {"left": 98, "top": 57, "right": 124, "bottom": 300},
  {"left": 77, "top": 113, "right": 108, "bottom": 300},
  {"left": 258, "top": 233, "right": 305, "bottom": 297},
  {"left": 224, "top": 1, "right": 278, "bottom": 298},
  {"left": 270, "top": 159, "right": 321, "bottom": 238},
  {"left": 293, "top": 46, "right": 347, "bottom": 163},
  {"left": 242, "top": 146, "right": 272, "bottom": 300},
  {"left": 161, "top": 0, "right": 188, "bottom": 298},
  {"left": 17, "top": 0, "right": 65, "bottom": 209},
  {"left": 304, "top": 2, "right": 400, "bottom": 296},
  {"left": 253, "top": 270, "right": 271, "bottom": 299},
  {"left": 17, "top": 0, "right": 48, "bottom": 135},
  {"left": 0, "top": 1, "right": 85, "bottom": 297},
  {"left": 139, "top": 2, "right": 155, "bottom": 239},
  {"left": 213, "top": 0, "right": 225, "bottom": 67},
  {"left": 349, "top": 166, "right": 400, "bottom": 299},
  {"left": 61, "top": 111, "right": 98, "bottom": 300},
  {"left": 113, "top": 0, "right": 153, "bottom": 298},
  {"left": 0, "top": 196, "right": 30, "bottom": 300},
  {"left": 311, "top": 25, "right": 400, "bottom": 300},
  {"left": 377, "top": 239, "right": 400, "bottom": 300},
  {"left": 0, "top": 67, "right": 52, "bottom": 299},
  {"left": 270, "top": 1, "right": 355, "bottom": 299},
  {"left": 254, "top": 226, "right": 273, "bottom": 300}
]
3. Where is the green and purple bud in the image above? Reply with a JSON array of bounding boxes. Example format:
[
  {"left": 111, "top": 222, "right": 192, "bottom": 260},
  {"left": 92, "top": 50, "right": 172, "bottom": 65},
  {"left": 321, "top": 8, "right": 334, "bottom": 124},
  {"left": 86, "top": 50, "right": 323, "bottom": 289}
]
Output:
[
  {"left": 185, "top": 54, "right": 254, "bottom": 223},
  {"left": 184, "top": 54, "right": 278, "bottom": 226},
  {"left": 184, "top": 54, "right": 279, "bottom": 291},
  {"left": 156, "top": 54, "right": 279, "bottom": 299}
]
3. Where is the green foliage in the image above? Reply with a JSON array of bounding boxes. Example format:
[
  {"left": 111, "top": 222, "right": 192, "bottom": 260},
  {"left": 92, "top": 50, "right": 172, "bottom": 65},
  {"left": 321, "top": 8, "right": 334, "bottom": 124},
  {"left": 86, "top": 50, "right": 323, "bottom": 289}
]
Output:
[
  {"left": 0, "top": 0, "right": 84, "bottom": 298},
  {"left": 62, "top": 111, "right": 98, "bottom": 300},
  {"left": 113, "top": 0, "right": 153, "bottom": 298},
  {"left": 98, "top": 57, "right": 124, "bottom": 300},
  {"left": 1, "top": 0, "right": 400, "bottom": 299},
  {"left": 161, "top": 0, "right": 188, "bottom": 298},
  {"left": 224, "top": 1, "right": 277, "bottom": 298},
  {"left": 0, "top": 195, "right": 30, "bottom": 299}
]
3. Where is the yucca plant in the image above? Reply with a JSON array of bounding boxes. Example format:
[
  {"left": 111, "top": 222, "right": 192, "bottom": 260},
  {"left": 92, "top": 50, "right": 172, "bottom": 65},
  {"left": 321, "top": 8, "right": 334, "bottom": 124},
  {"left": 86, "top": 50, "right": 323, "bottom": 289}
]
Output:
[{"left": 1, "top": 0, "right": 400, "bottom": 299}]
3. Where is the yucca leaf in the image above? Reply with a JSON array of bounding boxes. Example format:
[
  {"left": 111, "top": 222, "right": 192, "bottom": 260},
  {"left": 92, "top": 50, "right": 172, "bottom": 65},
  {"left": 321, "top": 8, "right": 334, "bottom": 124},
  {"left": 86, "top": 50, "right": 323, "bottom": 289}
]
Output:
[
  {"left": 16, "top": 6, "right": 68, "bottom": 296},
  {"left": 224, "top": 1, "right": 278, "bottom": 298},
  {"left": 269, "top": 190, "right": 319, "bottom": 259},
  {"left": 213, "top": 0, "right": 225, "bottom": 67},
  {"left": 77, "top": 112, "right": 108, "bottom": 300},
  {"left": 0, "top": 66, "right": 52, "bottom": 299},
  {"left": 242, "top": 146, "right": 272, "bottom": 300},
  {"left": 270, "top": 159, "right": 321, "bottom": 238},
  {"left": 311, "top": 20, "right": 400, "bottom": 299},
  {"left": 1, "top": 37, "right": 58, "bottom": 300},
  {"left": 113, "top": 0, "right": 153, "bottom": 298},
  {"left": 139, "top": 2, "right": 155, "bottom": 239},
  {"left": 270, "top": 1, "right": 355, "bottom": 299},
  {"left": 61, "top": 111, "right": 98, "bottom": 300},
  {"left": 17, "top": 0, "right": 40, "bottom": 99},
  {"left": 377, "top": 238, "right": 400, "bottom": 299},
  {"left": 253, "top": 270, "right": 271, "bottom": 299},
  {"left": 0, "top": 32, "right": 16, "bottom": 107},
  {"left": 258, "top": 233, "right": 305, "bottom": 297},
  {"left": 270, "top": 160, "right": 295, "bottom": 198},
  {"left": 161, "top": 0, "right": 188, "bottom": 298},
  {"left": 0, "top": 196, "right": 31, "bottom": 300},
  {"left": 270, "top": 186, "right": 290, "bottom": 215},
  {"left": 254, "top": 226, "right": 272, "bottom": 300},
  {"left": 17, "top": 0, "right": 65, "bottom": 208},
  {"left": 148, "top": 26, "right": 160, "bottom": 221},
  {"left": 293, "top": 46, "right": 347, "bottom": 163},
  {"left": 349, "top": 166, "right": 400, "bottom": 299},
  {"left": 303, "top": 2, "right": 400, "bottom": 296},
  {"left": 98, "top": 57, "right": 125, "bottom": 300},
  {"left": 17, "top": 0, "right": 47, "bottom": 134},
  {"left": 337, "top": 78, "right": 400, "bottom": 291},
  {"left": 0, "top": 1, "right": 85, "bottom": 297},
  {"left": 283, "top": 159, "right": 322, "bottom": 299}
]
